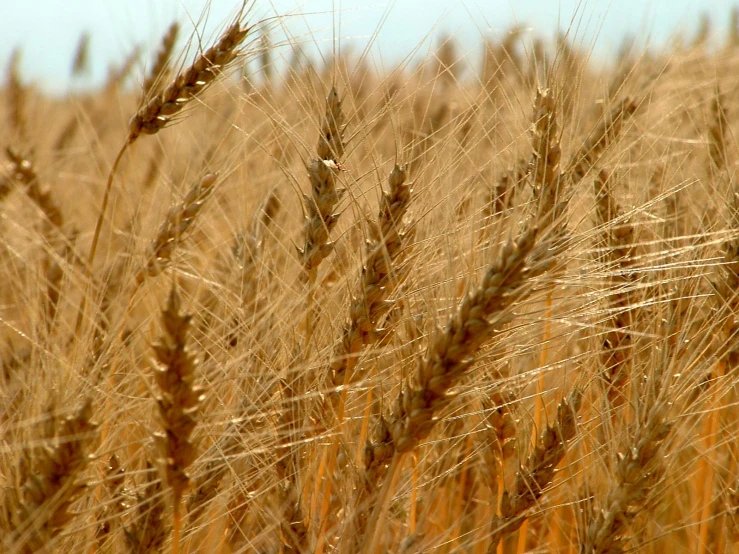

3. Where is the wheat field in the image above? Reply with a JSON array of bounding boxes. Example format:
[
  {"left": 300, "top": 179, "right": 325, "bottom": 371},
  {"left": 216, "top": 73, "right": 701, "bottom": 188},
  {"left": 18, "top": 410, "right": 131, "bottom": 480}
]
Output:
[{"left": 2, "top": 2, "right": 739, "bottom": 553}]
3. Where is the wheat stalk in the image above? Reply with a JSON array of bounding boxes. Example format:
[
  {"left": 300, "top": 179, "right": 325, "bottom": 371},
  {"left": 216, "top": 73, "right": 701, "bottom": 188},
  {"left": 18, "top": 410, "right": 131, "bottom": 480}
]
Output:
[{"left": 83, "top": 14, "right": 252, "bottom": 330}]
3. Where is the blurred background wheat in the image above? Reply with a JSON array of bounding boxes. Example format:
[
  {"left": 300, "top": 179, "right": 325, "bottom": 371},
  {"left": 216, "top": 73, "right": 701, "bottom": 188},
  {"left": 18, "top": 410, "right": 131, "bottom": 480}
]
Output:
[{"left": 2, "top": 1, "right": 739, "bottom": 553}]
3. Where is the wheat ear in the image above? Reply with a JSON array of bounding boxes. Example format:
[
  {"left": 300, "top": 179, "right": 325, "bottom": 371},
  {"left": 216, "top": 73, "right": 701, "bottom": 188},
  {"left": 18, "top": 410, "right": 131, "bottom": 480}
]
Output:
[
  {"left": 5, "top": 147, "right": 63, "bottom": 229},
  {"left": 594, "top": 170, "right": 638, "bottom": 409},
  {"left": 487, "top": 390, "right": 581, "bottom": 551},
  {"left": 305, "top": 89, "right": 347, "bottom": 554},
  {"left": 531, "top": 88, "right": 563, "bottom": 230},
  {"left": 581, "top": 409, "right": 672, "bottom": 553},
  {"left": 331, "top": 164, "right": 412, "bottom": 401},
  {"left": 103, "top": 45, "right": 141, "bottom": 93},
  {"left": 151, "top": 287, "right": 205, "bottom": 554},
  {"left": 3, "top": 399, "right": 98, "bottom": 553},
  {"left": 326, "top": 165, "right": 413, "bottom": 551},
  {"left": 298, "top": 86, "right": 346, "bottom": 281},
  {"left": 129, "top": 21, "right": 248, "bottom": 140},
  {"left": 528, "top": 89, "right": 564, "bottom": 537},
  {"left": 361, "top": 226, "right": 557, "bottom": 554},
  {"left": 7, "top": 48, "right": 27, "bottom": 143},
  {"left": 708, "top": 87, "right": 729, "bottom": 171},
  {"left": 71, "top": 31, "right": 90, "bottom": 76},
  {"left": 83, "top": 16, "right": 251, "bottom": 330},
  {"left": 566, "top": 98, "right": 637, "bottom": 184},
  {"left": 124, "top": 461, "right": 168, "bottom": 554},
  {"left": 94, "top": 454, "right": 128, "bottom": 550},
  {"left": 136, "top": 173, "right": 217, "bottom": 284}
]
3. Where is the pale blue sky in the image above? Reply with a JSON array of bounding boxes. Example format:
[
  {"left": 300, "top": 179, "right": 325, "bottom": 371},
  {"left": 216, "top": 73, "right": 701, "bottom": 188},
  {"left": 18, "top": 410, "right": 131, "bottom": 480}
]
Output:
[{"left": 3, "top": 0, "right": 737, "bottom": 93}]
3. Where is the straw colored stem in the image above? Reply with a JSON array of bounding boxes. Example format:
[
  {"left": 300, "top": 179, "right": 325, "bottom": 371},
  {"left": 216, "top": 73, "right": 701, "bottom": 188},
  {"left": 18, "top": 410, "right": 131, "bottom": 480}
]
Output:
[
  {"left": 77, "top": 142, "right": 129, "bottom": 334},
  {"left": 362, "top": 453, "right": 405, "bottom": 554}
]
